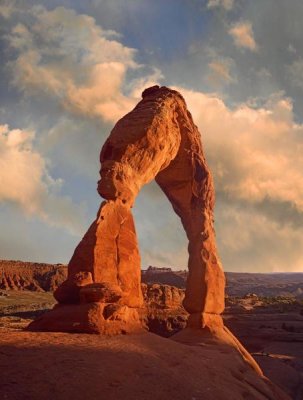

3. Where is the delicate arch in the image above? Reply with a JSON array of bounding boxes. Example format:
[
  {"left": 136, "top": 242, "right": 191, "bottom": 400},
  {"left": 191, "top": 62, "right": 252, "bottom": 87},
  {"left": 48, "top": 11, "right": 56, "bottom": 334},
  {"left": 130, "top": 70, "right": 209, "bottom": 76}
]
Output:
[
  {"left": 85, "top": 85, "right": 225, "bottom": 316},
  {"left": 28, "top": 87, "right": 263, "bottom": 376}
]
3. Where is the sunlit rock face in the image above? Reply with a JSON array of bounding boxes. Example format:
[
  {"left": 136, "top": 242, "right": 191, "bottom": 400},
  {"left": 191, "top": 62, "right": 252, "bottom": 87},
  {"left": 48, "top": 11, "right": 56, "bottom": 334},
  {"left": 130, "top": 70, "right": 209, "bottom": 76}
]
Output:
[{"left": 28, "top": 85, "right": 225, "bottom": 335}]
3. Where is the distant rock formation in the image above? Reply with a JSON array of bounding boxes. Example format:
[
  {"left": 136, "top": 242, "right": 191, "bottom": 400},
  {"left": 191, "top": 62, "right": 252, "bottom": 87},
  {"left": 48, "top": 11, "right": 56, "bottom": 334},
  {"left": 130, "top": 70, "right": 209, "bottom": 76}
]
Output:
[
  {"left": 142, "top": 267, "right": 187, "bottom": 288},
  {"left": 4, "top": 260, "right": 303, "bottom": 300},
  {"left": 145, "top": 266, "right": 173, "bottom": 273},
  {"left": 0, "top": 260, "right": 66, "bottom": 292}
]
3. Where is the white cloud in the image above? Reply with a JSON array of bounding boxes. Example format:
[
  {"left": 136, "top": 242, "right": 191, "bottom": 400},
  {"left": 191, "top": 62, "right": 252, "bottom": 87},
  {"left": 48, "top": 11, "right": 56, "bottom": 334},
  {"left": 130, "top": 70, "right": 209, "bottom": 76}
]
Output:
[
  {"left": 229, "top": 21, "right": 258, "bottom": 51},
  {"left": 2, "top": 3, "right": 303, "bottom": 272},
  {"left": 134, "top": 181, "right": 188, "bottom": 269},
  {"left": 0, "top": 124, "right": 86, "bottom": 234},
  {"left": 178, "top": 88, "right": 303, "bottom": 212},
  {"left": 207, "top": 0, "right": 234, "bottom": 11},
  {"left": 128, "top": 67, "right": 164, "bottom": 99},
  {"left": 170, "top": 87, "right": 303, "bottom": 271},
  {"left": 40, "top": 117, "right": 102, "bottom": 180},
  {"left": 6, "top": 6, "right": 161, "bottom": 123},
  {"left": 216, "top": 202, "right": 303, "bottom": 272},
  {"left": 133, "top": 86, "right": 303, "bottom": 271}
]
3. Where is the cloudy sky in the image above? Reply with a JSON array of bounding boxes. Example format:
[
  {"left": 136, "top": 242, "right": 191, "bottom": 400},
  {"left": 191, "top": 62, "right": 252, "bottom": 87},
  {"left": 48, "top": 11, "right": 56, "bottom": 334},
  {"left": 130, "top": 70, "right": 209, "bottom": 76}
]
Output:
[{"left": 0, "top": 0, "right": 303, "bottom": 272}]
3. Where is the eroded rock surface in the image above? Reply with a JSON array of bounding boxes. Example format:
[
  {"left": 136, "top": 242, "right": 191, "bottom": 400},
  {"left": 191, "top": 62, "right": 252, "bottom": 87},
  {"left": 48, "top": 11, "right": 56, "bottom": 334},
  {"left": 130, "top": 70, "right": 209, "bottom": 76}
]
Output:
[
  {"left": 30, "top": 91, "right": 264, "bottom": 378},
  {"left": 0, "top": 260, "right": 66, "bottom": 292},
  {"left": 65, "top": 202, "right": 143, "bottom": 308},
  {"left": 29, "top": 85, "right": 226, "bottom": 335},
  {"left": 142, "top": 283, "right": 185, "bottom": 309},
  {"left": 0, "top": 331, "right": 290, "bottom": 400},
  {"left": 98, "top": 85, "right": 225, "bottom": 319}
]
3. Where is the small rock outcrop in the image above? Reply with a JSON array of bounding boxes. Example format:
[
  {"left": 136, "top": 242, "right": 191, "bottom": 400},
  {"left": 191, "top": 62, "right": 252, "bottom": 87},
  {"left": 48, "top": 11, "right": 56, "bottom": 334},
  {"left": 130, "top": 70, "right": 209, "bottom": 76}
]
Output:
[
  {"left": 141, "top": 283, "right": 185, "bottom": 309},
  {"left": 141, "top": 283, "right": 188, "bottom": 337}
]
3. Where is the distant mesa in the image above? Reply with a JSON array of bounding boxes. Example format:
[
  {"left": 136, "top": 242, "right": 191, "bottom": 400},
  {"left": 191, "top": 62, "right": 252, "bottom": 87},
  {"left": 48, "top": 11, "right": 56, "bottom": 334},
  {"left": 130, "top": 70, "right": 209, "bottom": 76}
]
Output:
[
  {"left": 141, "top": 266, "right": 187, "bottom": 289},
  {"left": 144, "top": 266, "right": 173, "bottom": 273},
  {"left": 27, "top": 86, "right": 261, "bottom": 374}
]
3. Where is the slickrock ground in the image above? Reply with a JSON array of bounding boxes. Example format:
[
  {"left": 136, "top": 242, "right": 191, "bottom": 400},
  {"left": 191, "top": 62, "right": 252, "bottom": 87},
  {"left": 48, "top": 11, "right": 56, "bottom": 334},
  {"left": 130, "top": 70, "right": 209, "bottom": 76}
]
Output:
[
  {"left": 0, "top": 329, "right": 289, "bottom": 400},
  {"left": 224, "top": 304, "right": 303, "bottom": 400},
  {"left": 1, "top": 289, "right": 302, "bottom": 398},
  {"left": 1, "top": 263, "right": 303, "bottom": 398}
]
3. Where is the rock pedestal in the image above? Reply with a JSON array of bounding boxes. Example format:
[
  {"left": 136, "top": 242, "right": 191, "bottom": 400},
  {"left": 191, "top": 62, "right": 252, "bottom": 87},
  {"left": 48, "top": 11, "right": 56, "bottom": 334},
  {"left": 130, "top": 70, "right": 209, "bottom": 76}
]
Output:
[{"left": 28, "top": 201, "right": 143, "bottom": 334}]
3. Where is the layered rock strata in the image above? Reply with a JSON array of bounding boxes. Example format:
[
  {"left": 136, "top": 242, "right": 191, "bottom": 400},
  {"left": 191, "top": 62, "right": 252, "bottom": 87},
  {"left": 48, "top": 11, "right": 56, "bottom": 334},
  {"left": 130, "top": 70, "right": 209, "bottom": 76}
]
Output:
[{"left": 0, "top": 260, "right": 66, "bottom": 291}]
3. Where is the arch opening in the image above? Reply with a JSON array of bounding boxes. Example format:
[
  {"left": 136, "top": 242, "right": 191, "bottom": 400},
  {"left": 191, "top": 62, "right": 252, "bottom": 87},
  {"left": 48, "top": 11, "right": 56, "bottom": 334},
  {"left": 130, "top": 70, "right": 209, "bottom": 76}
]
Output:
[{"left": 133, "top": 180, "right": 188, "bottom": 270}]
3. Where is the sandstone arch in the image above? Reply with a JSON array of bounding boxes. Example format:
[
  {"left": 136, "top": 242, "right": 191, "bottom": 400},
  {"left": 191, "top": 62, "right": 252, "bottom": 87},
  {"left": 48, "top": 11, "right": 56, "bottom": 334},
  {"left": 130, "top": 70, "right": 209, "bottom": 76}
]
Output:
[
  {"left": 28, "top": 86, "right": 262, "bottom": 374},
  {"left": 96, "top": 85, "right": 225, "bottom": 320},
  {"left": 29, "top": 86, "right": 225, "bottom": 333}
]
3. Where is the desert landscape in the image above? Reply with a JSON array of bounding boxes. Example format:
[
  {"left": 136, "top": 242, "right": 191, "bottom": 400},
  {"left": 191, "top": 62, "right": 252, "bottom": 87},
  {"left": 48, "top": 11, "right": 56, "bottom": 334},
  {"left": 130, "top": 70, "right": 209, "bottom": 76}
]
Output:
[
  {"left": 1, "top": 260, "right": 303, "bottom": 399},
  {"left": 0, "top": 85, "right": 301, "bottom": 400},
  {"left": 0, "top": 86, "right": 296, "bottom": 400},
  {"left": 2, "top": 2, "right": 303, "bottom": 399}
]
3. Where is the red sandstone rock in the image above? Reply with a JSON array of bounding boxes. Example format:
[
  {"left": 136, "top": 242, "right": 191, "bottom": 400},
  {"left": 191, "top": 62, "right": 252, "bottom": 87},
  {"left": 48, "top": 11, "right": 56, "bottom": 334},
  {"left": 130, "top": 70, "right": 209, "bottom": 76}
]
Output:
[
  {"left": 98, "top": 85, "right": 225, "bottom": 316},
  {"left": 54, "top": 272, "right": 93, "bottom": 303},
  {"left": 0, "top": 331, "right": 290, "bottom": 400},
  {"left": 28, "top": 303, "right": 141, "bottom": 335},
  {"left": 25, "top": 86, "right": 267, "bottom": 380},
  {"left": 173, "top": 321, "right": 263, "bottom": 376},
  {"left": 0, "top": 260, "right": 67, "bottom": 291},
  {"left": 142, "top": 283, "right": 185, "bottom": 309},
  {"left": 65, "top": 201, "right": 143, "bottom": 308},
  {"left": 79, "top": 282, "right": 122, "bottom": 304},
  {"left": 29, "top": 86, "right": 224, "bottom": 336}
]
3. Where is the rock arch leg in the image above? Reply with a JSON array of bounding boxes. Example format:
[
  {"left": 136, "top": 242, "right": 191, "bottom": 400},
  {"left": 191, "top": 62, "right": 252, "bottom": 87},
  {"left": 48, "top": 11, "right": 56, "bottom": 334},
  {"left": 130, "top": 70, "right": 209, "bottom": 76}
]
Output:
[
  {"left": 155, "top": 99, "right": 225, "bottom": 328},
  {"left": 156, "top": 174, "right": 225, "bottom": 322},
  {"left": 52, "top": 200, "right": 142, "bottom": 308},
  {"left": 28, "top": 200, "right": 143, "bottom": 334}
]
